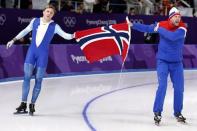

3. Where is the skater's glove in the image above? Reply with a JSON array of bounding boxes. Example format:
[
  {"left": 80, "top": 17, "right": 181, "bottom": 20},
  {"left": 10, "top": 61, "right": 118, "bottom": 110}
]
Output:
[
  {"left": 72, "top": 33, "right": 75, "bottom": 39},
  {"left": 128, "top": 21, "right": 133, "bottom": 27},
  {"left": 154, "top": 23, "right": 159, "bottom": 32},
  {"left": 6, "top": 39, "right": 15, "bottom": 49}
]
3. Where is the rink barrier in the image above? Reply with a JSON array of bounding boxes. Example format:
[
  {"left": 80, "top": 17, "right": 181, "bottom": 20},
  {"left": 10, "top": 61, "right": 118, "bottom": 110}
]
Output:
[{"left": 1, "top": 44, "right": 197, "bottom": 80}]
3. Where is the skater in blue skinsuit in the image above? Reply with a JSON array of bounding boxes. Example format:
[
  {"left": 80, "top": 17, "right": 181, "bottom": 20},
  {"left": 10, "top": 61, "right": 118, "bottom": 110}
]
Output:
[
  {"left": 130, "top": 7, "right": 187, "bottom": 124},
  {"left": 7, "top": 4, "right": 74, "bottom": 115}
]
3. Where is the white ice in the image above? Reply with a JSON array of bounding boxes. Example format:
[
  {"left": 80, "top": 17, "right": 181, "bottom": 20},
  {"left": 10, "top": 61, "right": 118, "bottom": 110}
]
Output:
[{"left": 0, "top": 70, "right": 197, "bottom": 131}]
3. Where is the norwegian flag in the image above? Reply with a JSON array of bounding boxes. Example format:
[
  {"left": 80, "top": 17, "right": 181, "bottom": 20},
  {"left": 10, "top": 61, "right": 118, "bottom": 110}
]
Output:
[{"left": 75, "top": 18, "right": 131, "bottom": 63}]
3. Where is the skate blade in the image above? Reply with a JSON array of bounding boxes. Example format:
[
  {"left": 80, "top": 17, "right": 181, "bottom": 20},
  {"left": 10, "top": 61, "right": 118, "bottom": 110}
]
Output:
[
  {"left": 29, "top": 112, "right": 34, "bottom": 116},
  {"left": 13, "top": 111, "right": 28, "bottom": 115},
  {"left": 177, "top": 120, "right": 187, "bottom": 124},
  {"left": 176, "top": 118, "right": 187, "bottom": 124},
  {"left": 155, "top": 121, "right": 160, "bottom": 126}
]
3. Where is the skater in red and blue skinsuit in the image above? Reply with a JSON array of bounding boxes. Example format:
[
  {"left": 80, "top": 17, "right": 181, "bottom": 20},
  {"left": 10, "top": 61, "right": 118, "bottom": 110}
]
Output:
[{"left": 130, "top": 7, "right": 187, "bottom": 124}]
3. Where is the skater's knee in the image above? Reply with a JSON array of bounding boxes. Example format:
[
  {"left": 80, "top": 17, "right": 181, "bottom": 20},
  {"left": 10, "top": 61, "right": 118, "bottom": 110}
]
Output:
[
  {"left": 157, "top": 84, "right": 167, "bottom": 92},
  {"left": 174, "top": 88, "right": 184, "bottom": 93},
  {"left": 24, "top": 73, "right": 32, "bottom": 80},
  {"left": 159, "top": 83, "right": 167, "bottom": 88},
  {"left": 158, "top": 79, "right": 168, "bottom": 89},
  {"left": 24, "top": 63, "right": 34, "bottom": 77},
  {"left": 24, "top": 70, "right": 33, "bottom": 80},
  {"left": 35, "top": 67, "right": 45, "bottom": 81},
  {"left": 34, "top": 87, "right": 41, "bottom": 92},
  {"left": 35, "top": 77, "right": 43, "bottom": 84}
]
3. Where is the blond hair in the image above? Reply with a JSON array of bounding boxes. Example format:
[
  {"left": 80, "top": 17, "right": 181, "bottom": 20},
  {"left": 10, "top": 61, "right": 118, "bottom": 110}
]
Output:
[{"left": 43, "top": 4, "right": 57, "bottom": 14}]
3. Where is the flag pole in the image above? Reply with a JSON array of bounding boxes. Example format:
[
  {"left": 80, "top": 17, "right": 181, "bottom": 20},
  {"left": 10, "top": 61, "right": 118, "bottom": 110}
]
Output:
[{"left": 115, "top": 16, "right": 131, "bottom": 90}]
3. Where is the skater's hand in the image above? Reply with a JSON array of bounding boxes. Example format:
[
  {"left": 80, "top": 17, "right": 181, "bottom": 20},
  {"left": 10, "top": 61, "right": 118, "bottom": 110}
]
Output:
[
  {"left": 125, "top": 16, "right": 132, "bottom": 27},
  {"left": 130, "top": 22, "right": 133, "bottom": 27},
  {"left": 128, "top": 21, "right": 133, "bottom": 27},
  {"left": 72, "top": 33, "right": 75, "bottom": 39},
  {"left": 6, "top": 39, "right": 15, "bottom": 49},
  {"left": 154, "top": 23, "right": 159, "bottom": 32}
]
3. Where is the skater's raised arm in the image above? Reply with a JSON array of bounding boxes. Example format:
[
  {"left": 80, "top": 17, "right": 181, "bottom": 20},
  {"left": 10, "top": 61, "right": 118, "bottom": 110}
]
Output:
[
  {"left": 130, "top": 22, "right": 156, "bottom": 33},
  {"left": 54, "top": 24, "right": 74, "bottom": 40}
]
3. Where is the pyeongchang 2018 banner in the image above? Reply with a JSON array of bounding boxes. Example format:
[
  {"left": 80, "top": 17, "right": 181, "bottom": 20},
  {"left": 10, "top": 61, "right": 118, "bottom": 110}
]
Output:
[{"left": 1, "top": 9, "right": 197, "bottom": 45}]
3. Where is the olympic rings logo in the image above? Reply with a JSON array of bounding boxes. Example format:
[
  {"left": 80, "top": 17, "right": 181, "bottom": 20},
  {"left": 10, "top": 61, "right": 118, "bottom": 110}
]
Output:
[
  {"left": 129, "top": 19, "right": 144, "bottom": 24},
  {"left": 0, "top": 14, "right": 6, "bottom": 26},
  {"left": 63, "top": 17, "right": 76, "bottom": 27}
]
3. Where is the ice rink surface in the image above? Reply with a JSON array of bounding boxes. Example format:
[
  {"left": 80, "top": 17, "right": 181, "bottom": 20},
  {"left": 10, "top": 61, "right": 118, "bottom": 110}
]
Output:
[{"left": 0, "top": 70, "right": 196, "bottom": 131}]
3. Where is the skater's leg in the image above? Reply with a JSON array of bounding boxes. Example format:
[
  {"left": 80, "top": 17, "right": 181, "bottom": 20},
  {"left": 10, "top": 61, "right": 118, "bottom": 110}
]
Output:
[
  {"left": 169, "top": 62, "right": 185, "bottom": 122},
  {"left": 22, "top": 63, "right": 34, "bottom": 102},
  {"left": 153, "top": 60, "right": 169, "bottom": 113},
  {"left": 28, "top": 67, "right": 45, "bottom": 115},
  {"left": 169, "top": 62, "right": 184, "bottom": 115},
  {"left": 31, "top": 67, "right": 46, "bottom": 104},
  {"left": 14, "top": 63, "right": 34, "bottom": 114}
]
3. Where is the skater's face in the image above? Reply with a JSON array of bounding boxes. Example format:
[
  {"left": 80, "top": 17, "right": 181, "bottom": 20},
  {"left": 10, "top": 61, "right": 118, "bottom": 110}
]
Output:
[
  {"left": 170, "top": 15, "right": 181, "bottom": 26},
  {"left": 43, "top": 7, "right": 55, "bottom": 22}
]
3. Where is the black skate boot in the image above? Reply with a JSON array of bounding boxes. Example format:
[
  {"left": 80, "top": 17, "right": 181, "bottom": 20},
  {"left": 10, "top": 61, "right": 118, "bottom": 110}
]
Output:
[
  {"left": 29, "top": 103, "right": 35, "bottom": 116},
  {"left": 175, "top": 113, "right": 186, "bottom": 123},
  {"left": 14, "top": 102, "right": 28, "bottom": 114},
  {"left": 154, "top": 112, "right": 162, "bottom": 125}
]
